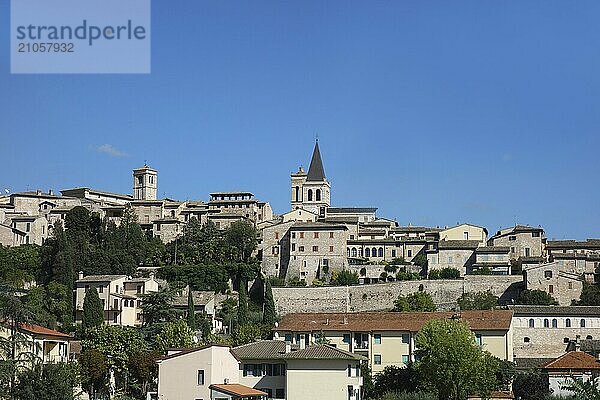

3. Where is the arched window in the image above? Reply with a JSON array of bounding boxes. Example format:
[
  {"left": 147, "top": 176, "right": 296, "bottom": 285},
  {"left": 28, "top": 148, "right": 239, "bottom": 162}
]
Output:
[
  {"left": 524, "top": 337, "right": 530, "bottom": 343},
  {"left": 365, "top": 248, "right": 371, "bottom": 257},
  {"left": 581, "top": 319, "right": 586, "bottom": 328},
  {"left": 359, "top": 248, "right": 363, "bottom": 257},
  {"left": 347, "top": 248, "right": 351, "bottom": 257},
  {"left": 372, "top": 247, "right": 377, "bottom": 257},
  {"left": 566, "top": 318, "right": 571, "bottom": 328},
  {"left": 351, "top": 248, "right": 357, "bottom": 257},
  {"left": 587, "top": 335, "right": 593, "bottom": 340},
  {"left": 552, "top": 319, "right": 558, "bottom": 328},
  {"left": 544, "top": 319, "right": 549, "bottom": 328},
  {"left": 316, "top": 189, "right": 321, "bottom": 201},
  {"left": 528, "top": 319, "right": 535, "bottom": 328},
  {"left": 307, "top": 189, "right": 313, "bottom": 201},
  {"left": 378, "top": 247, "right": 384, "bottom": 257},
  {"left": 295, "top": 186, "right": 300, "bottom": 202}
]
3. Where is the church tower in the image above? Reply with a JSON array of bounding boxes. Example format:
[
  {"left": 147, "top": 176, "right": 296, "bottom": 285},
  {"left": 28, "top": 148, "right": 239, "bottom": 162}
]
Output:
[
  {"left": 290, "top": 141, "right": 331, "bottom": 217},
  {"left": 133, "top": 165, "right": 157, "bottom": 200}
]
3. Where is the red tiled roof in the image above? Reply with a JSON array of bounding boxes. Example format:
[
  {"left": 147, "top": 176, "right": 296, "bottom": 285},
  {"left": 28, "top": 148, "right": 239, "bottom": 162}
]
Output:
[
  {"left": 209, "top": 384, "right": 267, "bottom": 397},
  {"left": 276, "top": 310, "right": 513, "bottom": 333},
  {"left": 543, "top": 351, "right": 600, "bottom": 370},
  {"left": 19, "top": 323, "right": 70, "bottom": 338}
]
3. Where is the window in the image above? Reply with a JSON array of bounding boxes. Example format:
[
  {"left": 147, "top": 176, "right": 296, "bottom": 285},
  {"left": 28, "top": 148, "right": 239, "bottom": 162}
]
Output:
[
  {"left": 509, "top": 236, "right": 516, "bottom": 241},
  {"left": 314, "top": 232, "right": 319, "bottom": 239},
  {"left": 351, "top": 248, "right": 357, "bottom": 257},
  {"left": 552, "top": 319, "right": 558, "bottom": 328},
  {"left": 275, "top": 232, "right": 279, "bottom": 239},
  {"left": 402, "top": 355, "right": 409, "bottom": 364},
  {"left": 329, "top": 246, "right": 334, "bottom": 252},
  {"left": 285, "top": 334, "right": 292, "bottom": 342},
  {"left": 197, "top": 370, "right": 204, "bottom": 385},
  {"left": 113, "top": 313, "right": 118, "bottom": 323},
  {"left": 532, "top": 231, "right": 540, "bottom": 237},
  {"left": 378, "top": 248, "right": 384, "bottom": 257},
  {"left": 348, "top": 364, "right": 352, "bottom": 377},
  {"left": 114, "top": 299, "right": 119, "bottom": 310},
  {"left": 299, "top": 232, "right": 304, "bottom": 239},
  {"left": 137, "top": 285, "right": 142, "bottom": 294},
  {"left": 323, "top": 258, "right": 329, "bottom": 267},
  {"left": 372, "top": 247, "right": 377, "bottom": 257},
  {"left": 272, "top": 246, "right": 279, "bottom": 255},
  {"left": 299, "top": 246, "right": 304, "bottom": 252},
  {"left": 316, "top": 189, "right": 321, "bottom": 201},
  {"left": 407, "top": 250, "right": 412, "bottom": 258},
  {"left": 401, "top": 334, "right": 410, "bottom": 344},
  {"left": 350, "top": 235, "right": 355, "bottom": 240},
  {"left": 312, "top": 246, "right": 318, "bottom": 252},
  {"left": 569, "top": 282, "right": 573, "bottom": 289},
  {"left": 475, "top": 334, "right": 482, "bottom": 346},
  {"left": 511, "top": 247, "right": 515, "bottom": 254},
  {"left": 464, "top": 232, "right": 469, "bottom": 240},
  {"left": 374, "top": 334, "right": 381, "bottom": 344},
  {"left": 291, "top": 244, "right": 296, "bottom": 251},
  {"left": 329, "top": 232, "right": 334, "bottom": 239},
  {"left": 365, "top": 248, "right": 371, "bottom": 257},
  {"left": 262, "top": 388, "right": 273, "bottom": 398},
  {"left": 525, "top": 248, "right": 531, "bottom": 257},
  {"left": 98, "top": 285, "right": 104, "bottom": 293},
  {"left": 26, "top": 223, "right": 30, "bottom": 232},
  {"left": 524, "top": 337, "right": 530, "bottom": 343},
  {"left": 543, "top": 319, "right": 549, "bottom": 328},
  {"left": 391, "top": 249, "right": 396, "bottom": 257},
  {"left": 549, "top": 285, "right": 554, "bottom": 294},
  {"left": 343, "top": 334, "right": 350, "bottom": 344},
  {"left": 307, "top": 189, "right": 313, "bottom": 201},
  {"left": 564, "top": 337, "right": 570, "bottom": 343},
  {"left": 566, "top": 318, "right": 571, "bottom": 328},
  {"left": 528, "top": 319, "right": 535, "bottom": 328},
  {"left": 544, "top": 270, "right": 553, "bottom": 278},
  {"left": 275, "top": 389, "right": 285, "bottom": 399},
  {"left": 291, "top": 232, "right": 296, "bottom": 239},
  {"left": 374, "top": 354, "right": 382, "bottom": 365},
  {"left": 587, "top": 335, "right": 593, "bottom": 340},
  {"left": 581, "top": 319, "right": 586, "bottom": 328}
]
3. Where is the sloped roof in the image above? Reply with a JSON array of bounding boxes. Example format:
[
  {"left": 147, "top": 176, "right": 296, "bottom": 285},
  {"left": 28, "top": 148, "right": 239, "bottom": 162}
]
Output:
[
  {"left": 306, "top": 141, "right": 326, "bottom": 182},
  {"left": 231, "top": 340, "right": 287, "bottom": 360},
  {"left": 438, "top": 240, "right": 480, "bottom": 250},
  {"left": 328, "top": 207, "right": 377, "bottom": 214},
  {"left": 276, "top": 311, "right": 513, "bottom": 333},
  {"left": 209, "top": 384, "right": 267, "bottom": 397},
  {"left": 77, "top": 275, "right": 126, "bottom": 283},
  {"left": 543, "top": 351, "right": 600, "bottom": 370},
  {"left": 509, "top": 305, "right": 600, "bottom": 316},
  {"left": 19, "top": 323, "right": 70, "bottom": 338},
  {"left": 281, "top": 344, "right": 366, "bottom": 361}
]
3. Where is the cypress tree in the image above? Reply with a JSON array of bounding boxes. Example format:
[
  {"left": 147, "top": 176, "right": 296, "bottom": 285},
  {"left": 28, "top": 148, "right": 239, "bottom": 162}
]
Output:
[
  {"left": 237, "top": 279, "right": 248, "bottom": 327},
  {"left": 187, "top": 288, "right": 197, "bottom": 331},
  {"left": 263, "top": 279, "right": 276, "bottom": 326},
  {"left": 82, "top": 287, "right": 104, "bottom": 330}
]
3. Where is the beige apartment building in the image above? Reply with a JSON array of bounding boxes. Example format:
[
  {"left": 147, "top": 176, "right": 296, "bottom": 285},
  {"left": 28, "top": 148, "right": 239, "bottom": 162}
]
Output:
[
  {"left": 0, "top": 322, "right": 70, "bottom": 364},
  {"left": 487, "top": 225, "right": 546, "bottom": 260},
  {"left": 274, "top": 310, "right": 514, "bottom": 373},
  {"left": 157, "top": 341, "right": 365, "bottom": 400},
  {"left": 74, "top": 272, "right": 160, "bottom": 326}
]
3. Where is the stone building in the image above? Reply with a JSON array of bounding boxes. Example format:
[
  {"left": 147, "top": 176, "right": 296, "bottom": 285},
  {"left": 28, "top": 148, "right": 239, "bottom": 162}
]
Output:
[
  {"left": 510, "top": 305, "right": 600, "bottom": 360},
  {"left": 523, "top": 262, "right": 584, "bottom": 306},
  {"left": 290, "top": 141, "right": 331, "bottom": 218},
  {"left": 472, "top": 246, "right": 511, "bottom": 275},
  {"left": 487, "top": 225, "right": 546, "bottom": 260},
  {"left": 427, "top": 240, "right": 480, "bottom": 276}
]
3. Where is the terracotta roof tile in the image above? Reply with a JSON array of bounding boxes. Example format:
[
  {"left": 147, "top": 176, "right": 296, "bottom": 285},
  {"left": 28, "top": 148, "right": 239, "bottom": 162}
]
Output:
[
  {"left": 543, "top": 351, "right": 600, "bottom": 370},
  {"left": 276, "top": 310, "right": 513, "bottom": 333},
  {"left": 209, "top": 384, "right": 267, "bottom": 397},
  {"left": 19, "top": 323, "right": 70, "bottom": 338}
]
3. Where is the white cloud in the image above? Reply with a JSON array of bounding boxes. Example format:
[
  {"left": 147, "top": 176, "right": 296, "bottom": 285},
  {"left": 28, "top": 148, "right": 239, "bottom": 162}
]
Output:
[{"left": 96, "top": 144, "right": 127, "bottom": 158}]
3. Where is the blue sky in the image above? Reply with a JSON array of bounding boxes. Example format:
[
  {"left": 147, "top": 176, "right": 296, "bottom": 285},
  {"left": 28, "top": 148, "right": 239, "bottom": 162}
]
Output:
[{"left": 1, "top": 1, "right": 599, "bottom": 239}]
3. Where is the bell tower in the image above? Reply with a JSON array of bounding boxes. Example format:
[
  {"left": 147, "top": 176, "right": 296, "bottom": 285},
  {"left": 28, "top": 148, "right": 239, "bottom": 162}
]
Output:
[
  {"left": 133, "top": 165, "right": 157, "bottom": 200},
  {"left": 290, "top": 140, "right": 330, "bottom": 217}
]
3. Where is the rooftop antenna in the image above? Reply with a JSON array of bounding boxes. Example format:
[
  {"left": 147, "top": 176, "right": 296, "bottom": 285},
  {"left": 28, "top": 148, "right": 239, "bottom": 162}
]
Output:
[{"left": 144, "top": 159, "right": 148, "bottom": 166}]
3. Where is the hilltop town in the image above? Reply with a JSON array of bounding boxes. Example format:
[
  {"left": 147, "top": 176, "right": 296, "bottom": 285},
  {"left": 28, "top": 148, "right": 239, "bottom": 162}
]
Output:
[{"left": 2, "top": 142, "right": 600, "bottom": 400}]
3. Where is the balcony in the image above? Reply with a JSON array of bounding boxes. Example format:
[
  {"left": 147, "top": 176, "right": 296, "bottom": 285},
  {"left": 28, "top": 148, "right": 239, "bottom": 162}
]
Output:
[{"left": 353, "top": 341, "right": 369, "bottom": 351}]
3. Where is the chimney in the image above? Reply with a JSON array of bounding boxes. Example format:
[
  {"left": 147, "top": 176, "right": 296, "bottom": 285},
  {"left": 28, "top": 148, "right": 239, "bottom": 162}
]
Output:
[
  {"left": 36, "top": 189, "right": 42, "bottom": 195},
  {"left": 48, "top": 189, "right": 54, "bottom": 196},
  {"left": 575, "top": 335, "right": 581, "bottom": 351},
  {"left": 299, "top": 335, "right": 306, "bottom": 350},
  {"left": 78, "top": 271, "right": 84, "bottom": 280}
]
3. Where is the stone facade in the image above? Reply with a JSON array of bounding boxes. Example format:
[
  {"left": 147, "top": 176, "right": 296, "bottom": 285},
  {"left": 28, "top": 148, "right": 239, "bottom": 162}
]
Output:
[
  {"left": 524, "top": 262, "right": 584, "bottom": 306},
  {"left": 510, "top": 305, "right": 600, "bottom": 359},
  {"left": 272, "top": 275, "right": 523, "bottom": 315},
  {"left": 488, "top": 225, "right": 545, "bottom": 260},
  {"left": 427, "top": 240, "right": 480, "bottom": 276}
]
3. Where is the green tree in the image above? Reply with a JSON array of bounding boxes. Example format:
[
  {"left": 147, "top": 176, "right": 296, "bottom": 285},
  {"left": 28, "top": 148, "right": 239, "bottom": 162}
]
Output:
[
  {"left": 372, "top": 364, "right": 421, "bottom": 398},
  {"left": 331, "top": 270, "right": 359, "bottom": 286},
  {"left": 413, "top": 254, "right": 428, "bottom": 268},
  {"left": 0, "top": 244, "right": 41, "bottom": 289},
  {"left": 79, "top": 349, "right": 107, "bottom": 399},
  {"left": 186, "top": 289, "right": 197, "bottom": 331},
  {"left": 224, "top": 220, "right": 258, "bottom": 263},
  {"left": 287, "top": 276, "right": 307, "bottom": 287},
  {"left": 561, "top": 376, "right": 600, "bottom": 399},
  {"left": 512, "top": 369, "right": 550, "bottom": 400},
  {"left": 415, "top": 319, "right": 499, "bottom": 400},
  {"left": 197, "top": 314, "right": 212, "bottom": 340},
  {"left": 578, "top": 283, "right": 600, "bottom": 306},
  {"left": 82, "top": 287, "right": 104, "bottom": 331},
  {"left": 13, "top": 363, "right": 78, "bottom": 400},
  {"left": 428, "top": 268, "right": 460, "bottom": 280},
  {"left": 516, "top": 289, "right": 558, "bottom": 305},
  {"left": 393, "top": 292, "right": 436, "bottom": 312},
  {"left": 155, "top": 320, "right": 195, "bottom": 353},
  {"left": 457, "top": 291, "right": 498, "bottom": 311},
  {"left": 231, "top": 324, "right": 271, "bottom": 346},
  {"left": 128, "top": 350, "right": 160, "bottom": 399},
  {"left": 140, "top": 289, "right": 180, "bottom": 327},
  {"left": 237, "top": 280, "right": 249, "bottom": 327},
  {"left": 263, "top": 278, "right": 277, "bottom": 326}
]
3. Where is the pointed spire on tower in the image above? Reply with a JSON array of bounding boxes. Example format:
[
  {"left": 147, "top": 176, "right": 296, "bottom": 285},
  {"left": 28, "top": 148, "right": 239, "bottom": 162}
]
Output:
[{"left": 306, "top": 140, "right": 326, "bottom": 182}]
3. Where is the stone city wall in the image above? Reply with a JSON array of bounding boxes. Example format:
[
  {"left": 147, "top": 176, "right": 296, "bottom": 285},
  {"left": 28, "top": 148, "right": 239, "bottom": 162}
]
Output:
[{"left": 273, "top": 275, "right": 523, "bottom": 316}]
